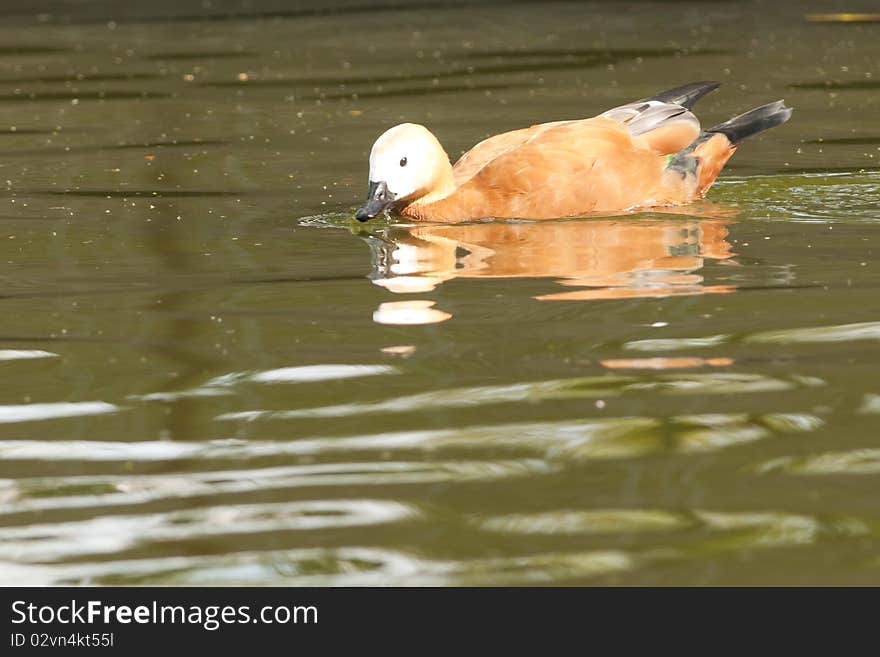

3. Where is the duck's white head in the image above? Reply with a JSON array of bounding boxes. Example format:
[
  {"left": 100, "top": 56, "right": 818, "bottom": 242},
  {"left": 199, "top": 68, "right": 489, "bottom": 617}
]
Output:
[{"left": 356, "top": 123, "right": 451, "bottom": 221}]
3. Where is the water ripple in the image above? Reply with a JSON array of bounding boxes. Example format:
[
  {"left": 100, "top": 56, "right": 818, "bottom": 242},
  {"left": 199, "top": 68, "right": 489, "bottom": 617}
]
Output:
[
  {"left": 860, "top": 394, "right": 880, "bottom": 414},
  {"left": 480, "top": 510, "right": 692, "bottom": 535},
  {"left": 0, "top": 500, "right": 415, "bottom": 563},
  {"left": 747, "top": 321, "right": 880, "bottom": 344},
  {"left": 0, "top": 401, "right": 119, "bottom": 424},
  {"left": 216, "top": 373, "right": 822, "bottom": 423},
  {"left": 754, "top": 449, "right": 880, "bottom": 475},
  {"left": 206, "top": 364, "right": 397, "bottom": 387},
  {"left": 14, "top": 507, "right": 866, "bottom": 585},
  {"left": 0, "top": 349, "right": 58, "bottom": 360},
  {"left": 0, "top": 408, "right": 825, "bottom": 468},
  {"left": 480, "top": 508, "right": 871, "bottom": 556},
  {"left": 0, "top": 460, "right": 550, "bottom": 515},
  {"left": 65, "top": 547, "right": 425, "bottom": 586},
  {"left": 623, "top": 335, "right": 731, "bottom": 352}
]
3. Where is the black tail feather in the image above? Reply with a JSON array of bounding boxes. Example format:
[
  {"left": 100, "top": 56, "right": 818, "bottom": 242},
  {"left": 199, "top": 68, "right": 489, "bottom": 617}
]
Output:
[
  {"left": 643, "top": 81, "right": 720, "bottom": 109},
  {"left": 706, "top": 100, "right": 793, "bottom": 144}
]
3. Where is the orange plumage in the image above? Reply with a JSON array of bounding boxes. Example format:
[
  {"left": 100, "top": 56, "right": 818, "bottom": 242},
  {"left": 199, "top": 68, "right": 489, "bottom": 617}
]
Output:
[{"left": 355, "top": 82, "right": 792, "bottom": 223}]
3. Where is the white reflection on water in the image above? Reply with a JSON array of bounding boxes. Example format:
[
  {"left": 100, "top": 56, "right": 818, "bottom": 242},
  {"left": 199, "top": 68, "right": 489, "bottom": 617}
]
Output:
[
  {"left": 623, "top": 334, "right": 731, "bottom": 352},
  {"left": 0, "top": 548, "right": 423, "bottom": 586},
  {"left": 860, "top": 394, "right": 880, "bottom": 414},
  {"left": 481, "top": 509, "right": 693, "bottom": 535},
  {"left": 0, "top": 460, "right": 551, "bottom": 515},
  {"left": 478, "top": 508, "right": 871, "bottom": 554},
  {"left": 372, "top": 300, "right": 452, "bottom": 325},
  {"left": 5, "top": 506, "right": 871, "bottom": 585},
  {"left": 217, "top": 372, "right": 823, "bottom": 422},
  {"left": 754, "top": 449, "right": 880, "bottom": 475},
  {"left": 135, "top": 387, "right": 233, "bottom": 402},
  {"left": 5, "top": 546, "right": 637, "bottom": 586},
  {"left": 206, "top": 364, "right": 398, "bottom": 386},
  {"left": 217, "top": 377, "right": 630, "bottom": 421},
  {"left": 0, "top": 412, "right": 824, "bottom": 465},
  {"left": 747, "top": 320, "right": 880, "bottom": 344},
  {"left": 0, "top": 350, "right": 58, "bottom": 361},
  {"left": 625, "top": 321, "right": 880, "bottom": 352},
  {"left": 132, "top": 364, "right": 400, "bottom": 401},
  {"left": 625, "top": 372, "right": 824, "bottom": 394},
  {"left": 0, "top": 401, "right": 119, "bottom": 424},
  {"left": 0, "top": 499, "right": 416, "bottom": 563}
]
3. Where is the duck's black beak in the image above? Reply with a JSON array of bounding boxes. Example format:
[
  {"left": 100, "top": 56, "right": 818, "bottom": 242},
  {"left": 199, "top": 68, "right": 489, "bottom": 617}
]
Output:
[{"left": 355, "top": 180, "right": 396, "bottom": 222}]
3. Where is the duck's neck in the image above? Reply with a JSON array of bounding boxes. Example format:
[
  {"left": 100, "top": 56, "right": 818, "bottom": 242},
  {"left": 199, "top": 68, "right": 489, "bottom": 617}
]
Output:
[{"left": 406, "top": 163, "right": 457, "bottom": 213}]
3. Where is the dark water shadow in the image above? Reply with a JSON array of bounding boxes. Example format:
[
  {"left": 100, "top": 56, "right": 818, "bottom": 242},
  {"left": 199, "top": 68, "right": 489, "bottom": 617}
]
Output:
[
  {"left": 200, "top": 48, "right": 725, "bottom": 89},
  {"left": 144, "top": 51, "right": 258, "bottom": 60},
  {"left": 804, "top": 137, "right": 880, "bottom": 145},
  {"left": 0, "top": 91, "right": 171, "bottom": 102},
  {"left": 0, "top": 213, "right": 59, "bottom": 221},
  {"left": 111, "top": 139, "right": 228, "bottom": 149},
  {"left": 300, "top": 82, "right": 534, "bottom": 102},
  {"left": 19, "top": 0, "right": 735, "bottom": 25},
  {"left": 0, "top": 282, "right": 160, "bottom": 301},
  {"left": 468, "top": 47, "right": 732, "bottom": 59},
  {"left": 0, "top": 73, "right": 161, "bottom": 85},
  {"left": 0, "top": 46, "right": 71, "bottom": 56},
  {"left": 3, "top": 139, "right": 229, "bottom": 158},
  {"left": 200, "top": 69, "right": 548, "bottom": 88},
  {"left": 200, "top": 62, "right": 607, "bottom": 88},
  {"left": 0, "top": 128, "right": 54, "bottom": 135},
  {"left": 38, "top": 190, "right": 244, "bottom": 198},
  {"left": 790, "top": 81, "right": 880, "bottom": 90}
]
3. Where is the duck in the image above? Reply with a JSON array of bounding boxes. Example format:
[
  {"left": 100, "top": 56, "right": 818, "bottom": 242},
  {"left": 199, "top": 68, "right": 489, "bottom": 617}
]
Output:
[{"left": 355, "top": 81, "right": 792, "bottom": 223}]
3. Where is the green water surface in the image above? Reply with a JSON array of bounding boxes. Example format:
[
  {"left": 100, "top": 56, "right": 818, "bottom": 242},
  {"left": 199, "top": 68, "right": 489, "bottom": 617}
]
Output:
[{"left": 1, "top": 0, "right": 879, "bottom": 585}]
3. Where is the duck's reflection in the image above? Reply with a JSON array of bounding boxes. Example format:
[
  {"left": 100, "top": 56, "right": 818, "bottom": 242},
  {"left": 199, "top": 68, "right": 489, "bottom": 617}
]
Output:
[
  {"left": 364, "top": 212, "right": 737, "bottom": 324},
  {"left": 373, "top": 300, "right": 452, "bottom": 325}
]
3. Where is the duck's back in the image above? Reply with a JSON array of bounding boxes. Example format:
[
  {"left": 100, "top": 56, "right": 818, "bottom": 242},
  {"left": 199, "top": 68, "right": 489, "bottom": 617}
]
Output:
[
  {"left": 451, "top": 119, "right": 576, "bottom": 186},
  {"left": 437, "top": 117, "right": 671, "bottom": 220}
]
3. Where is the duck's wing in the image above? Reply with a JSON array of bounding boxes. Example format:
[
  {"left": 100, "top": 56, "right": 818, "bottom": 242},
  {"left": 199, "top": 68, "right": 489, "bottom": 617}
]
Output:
[
  {"left": 601, "top": 100, "right": 701, "bottom": 155},
  {"left": 601, "top": 82, "right": 720, "bottom": 154},
  {"left": 457, "top": 118, "right": 664, "bottom": 217},
  {"left": 452, "top": 120, "right": 574, "bottom": 185}
]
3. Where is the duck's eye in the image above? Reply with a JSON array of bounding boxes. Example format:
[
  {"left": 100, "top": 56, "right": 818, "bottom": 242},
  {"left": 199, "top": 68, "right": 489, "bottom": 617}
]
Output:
[{"left": 399, "top": 157, "right": 407, "bottom": 167}]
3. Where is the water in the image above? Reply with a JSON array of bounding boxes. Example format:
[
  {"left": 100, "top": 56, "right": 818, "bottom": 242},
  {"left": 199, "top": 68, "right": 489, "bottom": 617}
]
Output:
[{"left": 1, "top": 0, "right": 879, "bottom": 585}]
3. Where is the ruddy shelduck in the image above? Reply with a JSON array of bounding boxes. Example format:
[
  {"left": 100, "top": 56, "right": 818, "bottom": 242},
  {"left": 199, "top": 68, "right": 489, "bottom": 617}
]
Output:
[{"left": 355, "top": 81, "right": 792, "bottom": 223}]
